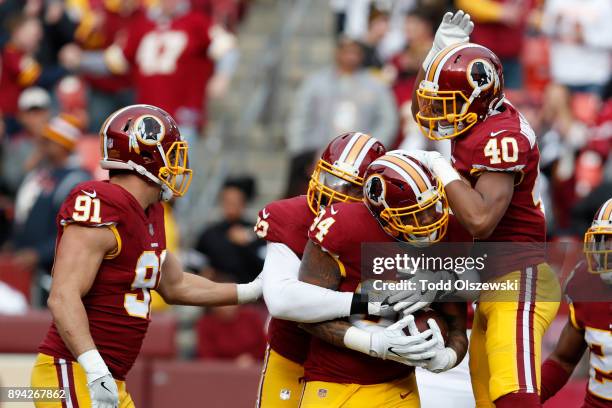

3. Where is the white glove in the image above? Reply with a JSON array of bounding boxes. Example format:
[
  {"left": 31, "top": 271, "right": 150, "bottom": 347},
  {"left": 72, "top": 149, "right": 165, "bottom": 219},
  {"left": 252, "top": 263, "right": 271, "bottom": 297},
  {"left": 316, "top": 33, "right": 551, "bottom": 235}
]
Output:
[
  {"left": 236, "top": 272, "right": 263, "bottom": 304},
  {"left": 344, "top": 315, "right": 438, "bottom": 367},
  {"left": 406, "top": 150, "right": 460, "bottom": 187},
  {"left": 391, "top": 268, "right": 456, "bottom": 315},
  {"left": 423, "top": 10, "right": 474, "bottom": 71},
  {"left": 77, "top": 350, "right": 119, "bottom": 408},
  {"left": 360, "top": 280, "right": 401, "bottom": 318},
  {"left": 402, "top": 318, "right": 457, "bottom": 373}
]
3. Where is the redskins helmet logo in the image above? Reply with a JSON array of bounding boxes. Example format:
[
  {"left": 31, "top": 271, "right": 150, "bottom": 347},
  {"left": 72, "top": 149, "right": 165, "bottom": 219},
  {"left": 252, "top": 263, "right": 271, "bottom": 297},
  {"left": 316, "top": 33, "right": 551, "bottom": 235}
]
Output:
[
  {"left": 467, "top": 59, "right": 497, "bottom": 92},
  {"left": 134, "top": 115, "right": 165, "bottom": 145},
  {"left": 365, "top": 174, "right": 386, "bottom": 206}
]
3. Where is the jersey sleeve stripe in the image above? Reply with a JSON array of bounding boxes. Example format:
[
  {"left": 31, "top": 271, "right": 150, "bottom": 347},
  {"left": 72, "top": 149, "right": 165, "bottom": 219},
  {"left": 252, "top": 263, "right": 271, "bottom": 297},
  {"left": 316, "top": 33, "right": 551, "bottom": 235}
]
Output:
[
  {"left": 568, "top": 303, "right": 582, "bottom": 330},
  {"left": 104, "top": 225, "right": 122, "bottom": 260},
  {"left": 471, "top": 164, "right": 526, "bottom": 172},
  {"left": 335, "top": 256, "right": 347, "bottom": 278}
]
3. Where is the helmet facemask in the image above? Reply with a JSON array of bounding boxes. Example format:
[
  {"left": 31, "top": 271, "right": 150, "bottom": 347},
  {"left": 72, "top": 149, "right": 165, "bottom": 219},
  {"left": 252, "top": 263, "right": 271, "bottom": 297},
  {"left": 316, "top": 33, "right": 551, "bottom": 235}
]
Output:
[
  {"left": 158, "top": 140, "right": 192, "bottom": 200},
  {"left": 584, "top": 226, "right": 612, "bottom": 284},
  {"left": 307, "top": 159, "right": 364, "bottom": 215},
  {"left": 378, "top": 179, "right": 449, "bottom": 245},
  {"left": 415, "top": 81, "right": 477, "bottom": 141}
]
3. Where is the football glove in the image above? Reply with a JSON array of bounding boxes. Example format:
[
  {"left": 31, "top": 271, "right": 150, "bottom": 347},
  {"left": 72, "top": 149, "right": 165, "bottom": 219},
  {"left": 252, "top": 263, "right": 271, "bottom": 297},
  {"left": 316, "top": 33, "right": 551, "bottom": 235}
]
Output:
[
  {"left": 77, "top": 350, "right": 119, "bottom": 408},
  {"left": 404, "top": 318, "right": 457, "bottom": 373},
  {"left": 422, "top": 10, "right": 474, "bottom": 71},
  {"left": 405, "top": 150, "right": 460, "bottom": 187},
  {"left": 390, "top": 268, "right": 456, "bottom": 315},
  {"left": 344, "top": 315, "right": 437, "bottom": 367}
]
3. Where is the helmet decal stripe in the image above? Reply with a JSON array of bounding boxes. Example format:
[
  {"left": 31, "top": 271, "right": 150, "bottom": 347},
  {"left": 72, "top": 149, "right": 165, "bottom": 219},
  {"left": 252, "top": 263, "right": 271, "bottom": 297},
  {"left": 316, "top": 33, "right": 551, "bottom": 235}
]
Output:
[
  {"left": 373, "top": 158, "right": 423, "bottom": 197},
  {"left": 428, "top": 43, "right": 491, "bottom": 84},
  {"left": 426, "top": 43, "right": 465, "bottom": 82},
  {"left": 337, "top": 132, "right": 363, "bottom": 163},
  {"left": 353, "top": 137, "right": 378, "bottom": 169},
  {"left": 344, "top": 133, "right": 370, "bottom": 165},
  {"left": 598, "top": 198, "right": 612, "bottom": 221},
  {"left": 100, "top": 105, "right": 133, "bottom": 161},
  {"left": 381, "top": 155, "right": 429, "bottom": 193}
]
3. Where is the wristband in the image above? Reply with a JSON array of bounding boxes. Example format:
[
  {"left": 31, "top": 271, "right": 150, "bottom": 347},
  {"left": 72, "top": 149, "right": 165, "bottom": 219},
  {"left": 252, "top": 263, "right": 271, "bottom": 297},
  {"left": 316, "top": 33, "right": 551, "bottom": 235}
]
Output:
[
  {"left": 236, "top": 276, "right": 262, "bottom": 304},
  {"left": 350, "top": 293, "right": 368, "bottom": 315},
  {"left": 343, "top": 326, "right": 371, "bottom": 356},
  {"left": 431, "top": 157, "right": 461, "bottom": 187},
  {"left": 444, "top": 347, "right": 458, "bottom": 370},
  {"left": 77, "top": 349, "right": 110, "bottom": 383}
]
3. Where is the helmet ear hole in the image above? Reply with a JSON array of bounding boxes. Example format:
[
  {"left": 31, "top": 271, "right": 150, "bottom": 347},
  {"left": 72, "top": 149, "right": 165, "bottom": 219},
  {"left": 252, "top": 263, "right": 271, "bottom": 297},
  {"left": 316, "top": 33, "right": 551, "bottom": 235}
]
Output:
[{"left": 141, "top": 150, "right": 153, "bottom": 162}]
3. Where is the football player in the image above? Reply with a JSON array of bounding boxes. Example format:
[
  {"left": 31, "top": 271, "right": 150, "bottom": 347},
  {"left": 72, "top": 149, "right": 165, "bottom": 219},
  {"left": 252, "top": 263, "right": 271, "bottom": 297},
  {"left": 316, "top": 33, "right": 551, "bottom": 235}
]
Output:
[
  {"left": 407, "top": 10, "right": 560, "bottom": 407},
  {"left": 540, "top": 198, "right": 612, "bottom": 407},
  {"left": 297, "top": 151, "right": 469, "bottom": 407},
  {"left": 30, "top": 105, "right": 262, "bottom": 408},
  {"left": 62, "top": 0, "right": 237, "bottom": 139},
  {"left": 256, "top": 133, "right": 424, "bottom": 407}
]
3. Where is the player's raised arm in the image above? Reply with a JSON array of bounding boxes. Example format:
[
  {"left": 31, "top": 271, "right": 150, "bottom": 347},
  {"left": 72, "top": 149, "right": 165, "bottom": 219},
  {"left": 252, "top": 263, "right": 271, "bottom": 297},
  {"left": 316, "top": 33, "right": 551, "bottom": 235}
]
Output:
[
  {"left": 411, "top": 10, "right": 474, "bottom": 121},
  {"left": 157, "top": 251, "right": 262, "bottom": 306},
  {"left": 47, "top": 224, "right": 120, "bottom": 406},
  {"left": 540, "top": 311, "right": 587, "bottom": 403}
]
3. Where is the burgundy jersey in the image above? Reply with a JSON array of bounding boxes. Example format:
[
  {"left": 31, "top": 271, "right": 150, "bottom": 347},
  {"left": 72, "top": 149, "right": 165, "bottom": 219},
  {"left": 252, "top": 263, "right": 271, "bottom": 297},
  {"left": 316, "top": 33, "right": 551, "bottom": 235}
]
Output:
[
  {"left": 0, "top": 45, "right": 41, "bottom": 116},
  {"left": 305, "top": 203, "right": 469, "bottom": 384},
  {"left": 451, "top": 101, "right": 545, "bottom": 243},
  {"left": 305, "top": 201, "right": 407, "bottom": 384},
  {"left": 565, "top": 262, "right": 612, "bottom": 407},
  {"left": 39, "top": 180, "right": 166, "bottom": 380},
  {"left": 254, "top": 195, "right": 313, "bottom": 364},
  {"left": 115, "top": 11, "right": 214, "bottom": 127}
]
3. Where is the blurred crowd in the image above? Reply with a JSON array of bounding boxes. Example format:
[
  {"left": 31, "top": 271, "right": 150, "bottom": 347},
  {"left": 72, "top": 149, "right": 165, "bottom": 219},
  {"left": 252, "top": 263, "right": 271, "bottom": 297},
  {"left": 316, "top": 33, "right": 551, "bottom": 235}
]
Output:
[
  {"left": 0, "top": 0, "right": 611, "bottom": 364},
  {"left": 287, "top": 0, "right": 612, "bottom": 239}
]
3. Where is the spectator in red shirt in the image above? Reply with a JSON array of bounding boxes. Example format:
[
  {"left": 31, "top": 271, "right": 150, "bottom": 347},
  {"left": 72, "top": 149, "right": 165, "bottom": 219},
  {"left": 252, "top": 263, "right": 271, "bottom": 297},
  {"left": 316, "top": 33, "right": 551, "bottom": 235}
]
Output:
[
  {"left": 0, "top": 14, "right": 43, "bottom": 134},
  {"left": 59, "top": 0, "right": 239, "bottom": 142},
  {"left": 196, "top": 304, "right": 267, "bottom": 365}
]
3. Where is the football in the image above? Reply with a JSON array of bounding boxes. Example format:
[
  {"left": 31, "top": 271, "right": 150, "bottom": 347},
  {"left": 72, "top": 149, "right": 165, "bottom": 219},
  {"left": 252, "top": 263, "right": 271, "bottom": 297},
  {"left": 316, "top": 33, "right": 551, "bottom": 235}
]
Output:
[{"left": 411, "top": 308, "right": 449, "bottom": 344}]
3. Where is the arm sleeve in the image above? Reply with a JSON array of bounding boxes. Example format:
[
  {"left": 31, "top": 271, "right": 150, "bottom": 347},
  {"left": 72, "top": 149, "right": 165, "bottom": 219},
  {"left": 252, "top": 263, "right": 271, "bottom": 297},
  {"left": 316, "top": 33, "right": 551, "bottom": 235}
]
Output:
[
  {"left": 454, "top": 0, "right": 504, "bottom": 23},
  {"left": 262, "top": 242, "right": 353, "bottom": 323}
]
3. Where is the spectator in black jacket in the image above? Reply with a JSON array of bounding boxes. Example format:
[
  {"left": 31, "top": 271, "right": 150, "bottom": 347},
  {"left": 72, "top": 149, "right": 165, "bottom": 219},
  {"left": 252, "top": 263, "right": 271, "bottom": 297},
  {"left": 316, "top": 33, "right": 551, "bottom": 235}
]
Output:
[
  {"left": 195, "top": 177, "right": 264, "bottom": 284},
  {"left": 10, "top": 113, "right": 90, "bottom": 304}
]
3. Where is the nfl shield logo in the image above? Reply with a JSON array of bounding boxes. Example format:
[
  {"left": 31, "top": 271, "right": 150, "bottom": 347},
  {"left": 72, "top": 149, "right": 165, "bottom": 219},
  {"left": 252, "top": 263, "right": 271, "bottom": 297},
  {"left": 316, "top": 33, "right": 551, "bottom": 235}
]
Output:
[
  {"left": 317, "top": 388, "right": 327, "bottom": 398},
  {"left": 279, "top": 389, "right": 290, "bottom": 400}
]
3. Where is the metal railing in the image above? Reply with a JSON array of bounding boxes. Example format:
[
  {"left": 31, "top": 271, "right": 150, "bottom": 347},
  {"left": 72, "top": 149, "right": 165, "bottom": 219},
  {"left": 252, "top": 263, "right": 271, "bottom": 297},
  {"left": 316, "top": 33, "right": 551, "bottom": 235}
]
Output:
[{"left": 178, "top": 0, "right": 314, "bottom": 246}]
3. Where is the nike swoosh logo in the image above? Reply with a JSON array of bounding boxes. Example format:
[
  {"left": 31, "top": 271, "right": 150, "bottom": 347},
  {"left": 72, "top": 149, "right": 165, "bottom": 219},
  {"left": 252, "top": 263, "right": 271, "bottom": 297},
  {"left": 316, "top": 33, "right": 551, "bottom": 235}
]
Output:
[
  {"left": 262, "top": 208, "right": 270, "bottom": 219},
  {"left": 100, "top": 381, "right": 112, "bottom": 393},
  {"left": 489, "top": 130, "right": 507, "bottom": 137},
  {"left": 387, "top": 347, "right": 403, "bottom": 359},
  {"left": 330, "top": 206, "right": 338, "bottom": 215},
  {"left": 400, "top": 391, "right": 411, "bottom": 399},
  {"left": 81, "top": 190, "right": 97, "bottom": 199}
]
